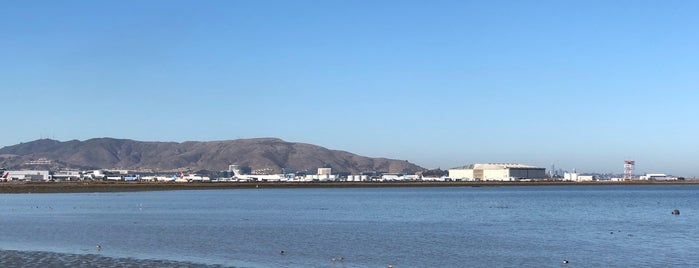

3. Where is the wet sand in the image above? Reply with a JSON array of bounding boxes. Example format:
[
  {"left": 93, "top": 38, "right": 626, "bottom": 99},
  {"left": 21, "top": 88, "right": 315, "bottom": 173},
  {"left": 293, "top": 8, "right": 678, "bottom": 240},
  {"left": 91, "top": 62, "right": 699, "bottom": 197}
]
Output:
[
  {"left": 0, "top": 180, "right": 696, "bottom": 194},
  {"left": 0, "top": 250, "right": 232, "bottom": 268}
]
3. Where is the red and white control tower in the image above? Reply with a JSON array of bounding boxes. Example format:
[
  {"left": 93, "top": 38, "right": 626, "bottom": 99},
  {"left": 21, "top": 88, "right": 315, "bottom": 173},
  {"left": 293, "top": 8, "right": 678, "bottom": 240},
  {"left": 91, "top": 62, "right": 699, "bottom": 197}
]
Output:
[{"left": 624, "top": 160, "right": 635, "bottom": 180}]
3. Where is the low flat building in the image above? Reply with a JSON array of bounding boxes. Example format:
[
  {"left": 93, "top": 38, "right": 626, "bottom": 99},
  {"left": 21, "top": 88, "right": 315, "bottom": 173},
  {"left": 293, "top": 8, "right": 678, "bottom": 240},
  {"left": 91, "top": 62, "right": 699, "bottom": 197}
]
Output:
[
  {"left": 346, "top": 175, "right": 369, "bottom": 182},
  {"left": 304, "top": 174, "right": 337, "bottom": 181},
  {"left": 449, "top": 163, "right": 546, "bottom": 181},
  {"left": 53, "top": 170, "right": 82, "bottom": 181},
  {"left": 317, "top": 168, "right": 332, "bottom": 175},
  {"left": 3, "top": 170, "right": 50, "bottom": 181},
  {"left": 640, "top": 174, "right": 677, "bottom": 181},
  {"left": 563, "top": 172, "right": 595, "bottom": 182}
]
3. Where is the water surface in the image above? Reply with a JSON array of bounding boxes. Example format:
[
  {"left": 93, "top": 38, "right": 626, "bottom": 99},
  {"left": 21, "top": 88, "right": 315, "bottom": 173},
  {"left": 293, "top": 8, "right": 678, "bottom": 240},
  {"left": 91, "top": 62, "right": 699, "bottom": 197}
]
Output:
[{"left": 0, "top": 185, "right": 697, "bottom": 267}]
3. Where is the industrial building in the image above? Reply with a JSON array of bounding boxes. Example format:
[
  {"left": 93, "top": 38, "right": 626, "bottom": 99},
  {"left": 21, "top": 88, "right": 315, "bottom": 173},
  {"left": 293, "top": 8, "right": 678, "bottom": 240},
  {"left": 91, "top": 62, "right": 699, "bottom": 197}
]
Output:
[
  {"left": 52, "top": 170, "right": 82, "bottom": 181},
  {"left": 317, "top": 167, "right": 332, "bottom": 176},
  {"left": 448, "top": 163, "right": 546, "bottom": 181},
  {"left": 563, "top": 172, "right": 595, "bottom": 182},
  {"left": 639, "top": 174, "right": 677, "bottom": 181},
  {"left": 2, "top": 170, "right": 51, "bottom": 181}
]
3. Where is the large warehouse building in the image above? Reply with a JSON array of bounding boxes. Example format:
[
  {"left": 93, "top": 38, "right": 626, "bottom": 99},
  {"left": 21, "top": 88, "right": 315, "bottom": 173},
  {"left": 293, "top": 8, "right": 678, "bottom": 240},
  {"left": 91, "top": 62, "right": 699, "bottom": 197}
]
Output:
[
  {"left": 2, "top": 170, "right": 50, "bottom": 181},
  {"left": 448, "top": 163, "right": 546, "bottom": 181}
]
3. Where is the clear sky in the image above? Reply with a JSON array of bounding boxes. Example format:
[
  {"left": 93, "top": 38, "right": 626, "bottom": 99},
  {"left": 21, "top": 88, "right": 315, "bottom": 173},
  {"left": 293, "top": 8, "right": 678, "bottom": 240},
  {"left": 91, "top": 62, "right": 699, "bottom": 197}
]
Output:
[{"left": 2, "top": 1, "right": 698, "bottom": 176}]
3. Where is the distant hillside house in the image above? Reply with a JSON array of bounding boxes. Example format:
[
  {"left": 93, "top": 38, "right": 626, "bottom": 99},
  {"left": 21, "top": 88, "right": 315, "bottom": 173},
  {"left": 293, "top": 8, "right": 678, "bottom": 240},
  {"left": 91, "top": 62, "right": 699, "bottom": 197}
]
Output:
[{"left": 448, "top": 163, "right": 546, "bottom": 181}]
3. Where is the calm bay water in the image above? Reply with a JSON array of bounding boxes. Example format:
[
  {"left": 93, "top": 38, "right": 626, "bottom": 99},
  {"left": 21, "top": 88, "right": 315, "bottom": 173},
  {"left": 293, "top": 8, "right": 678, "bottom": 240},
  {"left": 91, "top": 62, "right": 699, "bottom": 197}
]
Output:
[{"left": 0, "top": 185, "right": 698, "bottom": 267}]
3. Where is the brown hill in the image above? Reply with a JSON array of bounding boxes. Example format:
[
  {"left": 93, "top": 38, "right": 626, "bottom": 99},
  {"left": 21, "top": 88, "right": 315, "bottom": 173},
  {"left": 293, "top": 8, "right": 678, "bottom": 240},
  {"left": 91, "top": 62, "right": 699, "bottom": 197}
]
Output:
[{"left": 0, "top": 138, "right": 424, "bottom": 174}]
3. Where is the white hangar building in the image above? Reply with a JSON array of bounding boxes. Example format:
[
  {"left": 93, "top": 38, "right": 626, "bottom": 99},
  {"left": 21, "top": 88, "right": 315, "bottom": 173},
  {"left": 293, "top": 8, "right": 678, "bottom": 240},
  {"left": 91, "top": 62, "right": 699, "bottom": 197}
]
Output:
[
  {"left": 448, "top": 163, "right": 546, "bottom": 181},
  {"left": 2, "top": 170, "right": 51, "bottom": 181}
]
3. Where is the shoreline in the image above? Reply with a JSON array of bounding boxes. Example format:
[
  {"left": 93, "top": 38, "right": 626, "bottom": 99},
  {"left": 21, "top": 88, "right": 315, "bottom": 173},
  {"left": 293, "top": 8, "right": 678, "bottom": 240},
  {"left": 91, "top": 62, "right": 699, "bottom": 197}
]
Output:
[
  {"left": 0, "top": 180, "right": 698, "bottom": 193},
  {"left": 0, "top": 249, "right": 227, "bottom": 268}
]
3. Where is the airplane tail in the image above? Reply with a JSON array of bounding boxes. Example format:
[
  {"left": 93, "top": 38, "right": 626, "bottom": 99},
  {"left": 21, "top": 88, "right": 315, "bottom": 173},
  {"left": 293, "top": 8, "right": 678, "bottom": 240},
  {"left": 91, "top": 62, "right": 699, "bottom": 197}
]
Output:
[{"left": 2, "top": 171, "right": 8, "bottom": 179}]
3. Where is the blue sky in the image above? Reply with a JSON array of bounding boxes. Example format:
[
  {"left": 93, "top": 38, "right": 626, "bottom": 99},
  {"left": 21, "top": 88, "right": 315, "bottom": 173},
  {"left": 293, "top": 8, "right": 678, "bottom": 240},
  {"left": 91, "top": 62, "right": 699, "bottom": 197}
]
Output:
[{"left": 2, "top": 1, "right": 698, "bottom": 176}]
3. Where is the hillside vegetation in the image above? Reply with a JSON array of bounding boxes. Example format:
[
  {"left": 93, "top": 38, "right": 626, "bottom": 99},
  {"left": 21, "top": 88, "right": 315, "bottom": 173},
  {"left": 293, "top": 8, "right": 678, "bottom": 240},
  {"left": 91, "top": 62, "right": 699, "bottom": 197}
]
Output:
[{"left": 0, "top": 138, "right": 424, "bottom": 174}]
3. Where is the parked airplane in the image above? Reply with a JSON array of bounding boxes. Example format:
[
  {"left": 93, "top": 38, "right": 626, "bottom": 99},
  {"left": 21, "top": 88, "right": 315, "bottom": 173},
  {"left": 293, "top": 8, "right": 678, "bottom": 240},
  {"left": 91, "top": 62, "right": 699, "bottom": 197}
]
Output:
[
  {"left": 173, "top": 172, "right": 211, "bottom": 182},
  {"left": 231, "top": 169, "right": 285, "bottom": 182},
  {"left": 81, "top": 170, "right": 107, "bottom": 180},
  {"left": 157, "top": 175, "right": 175, "bottom": 182}
]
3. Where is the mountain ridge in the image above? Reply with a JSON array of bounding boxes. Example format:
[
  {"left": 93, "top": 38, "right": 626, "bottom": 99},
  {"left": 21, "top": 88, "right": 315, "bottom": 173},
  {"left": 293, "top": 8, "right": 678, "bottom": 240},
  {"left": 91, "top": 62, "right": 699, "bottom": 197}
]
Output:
[{"left": 0, "top": 138, "right": 424, "bottom": 174}]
